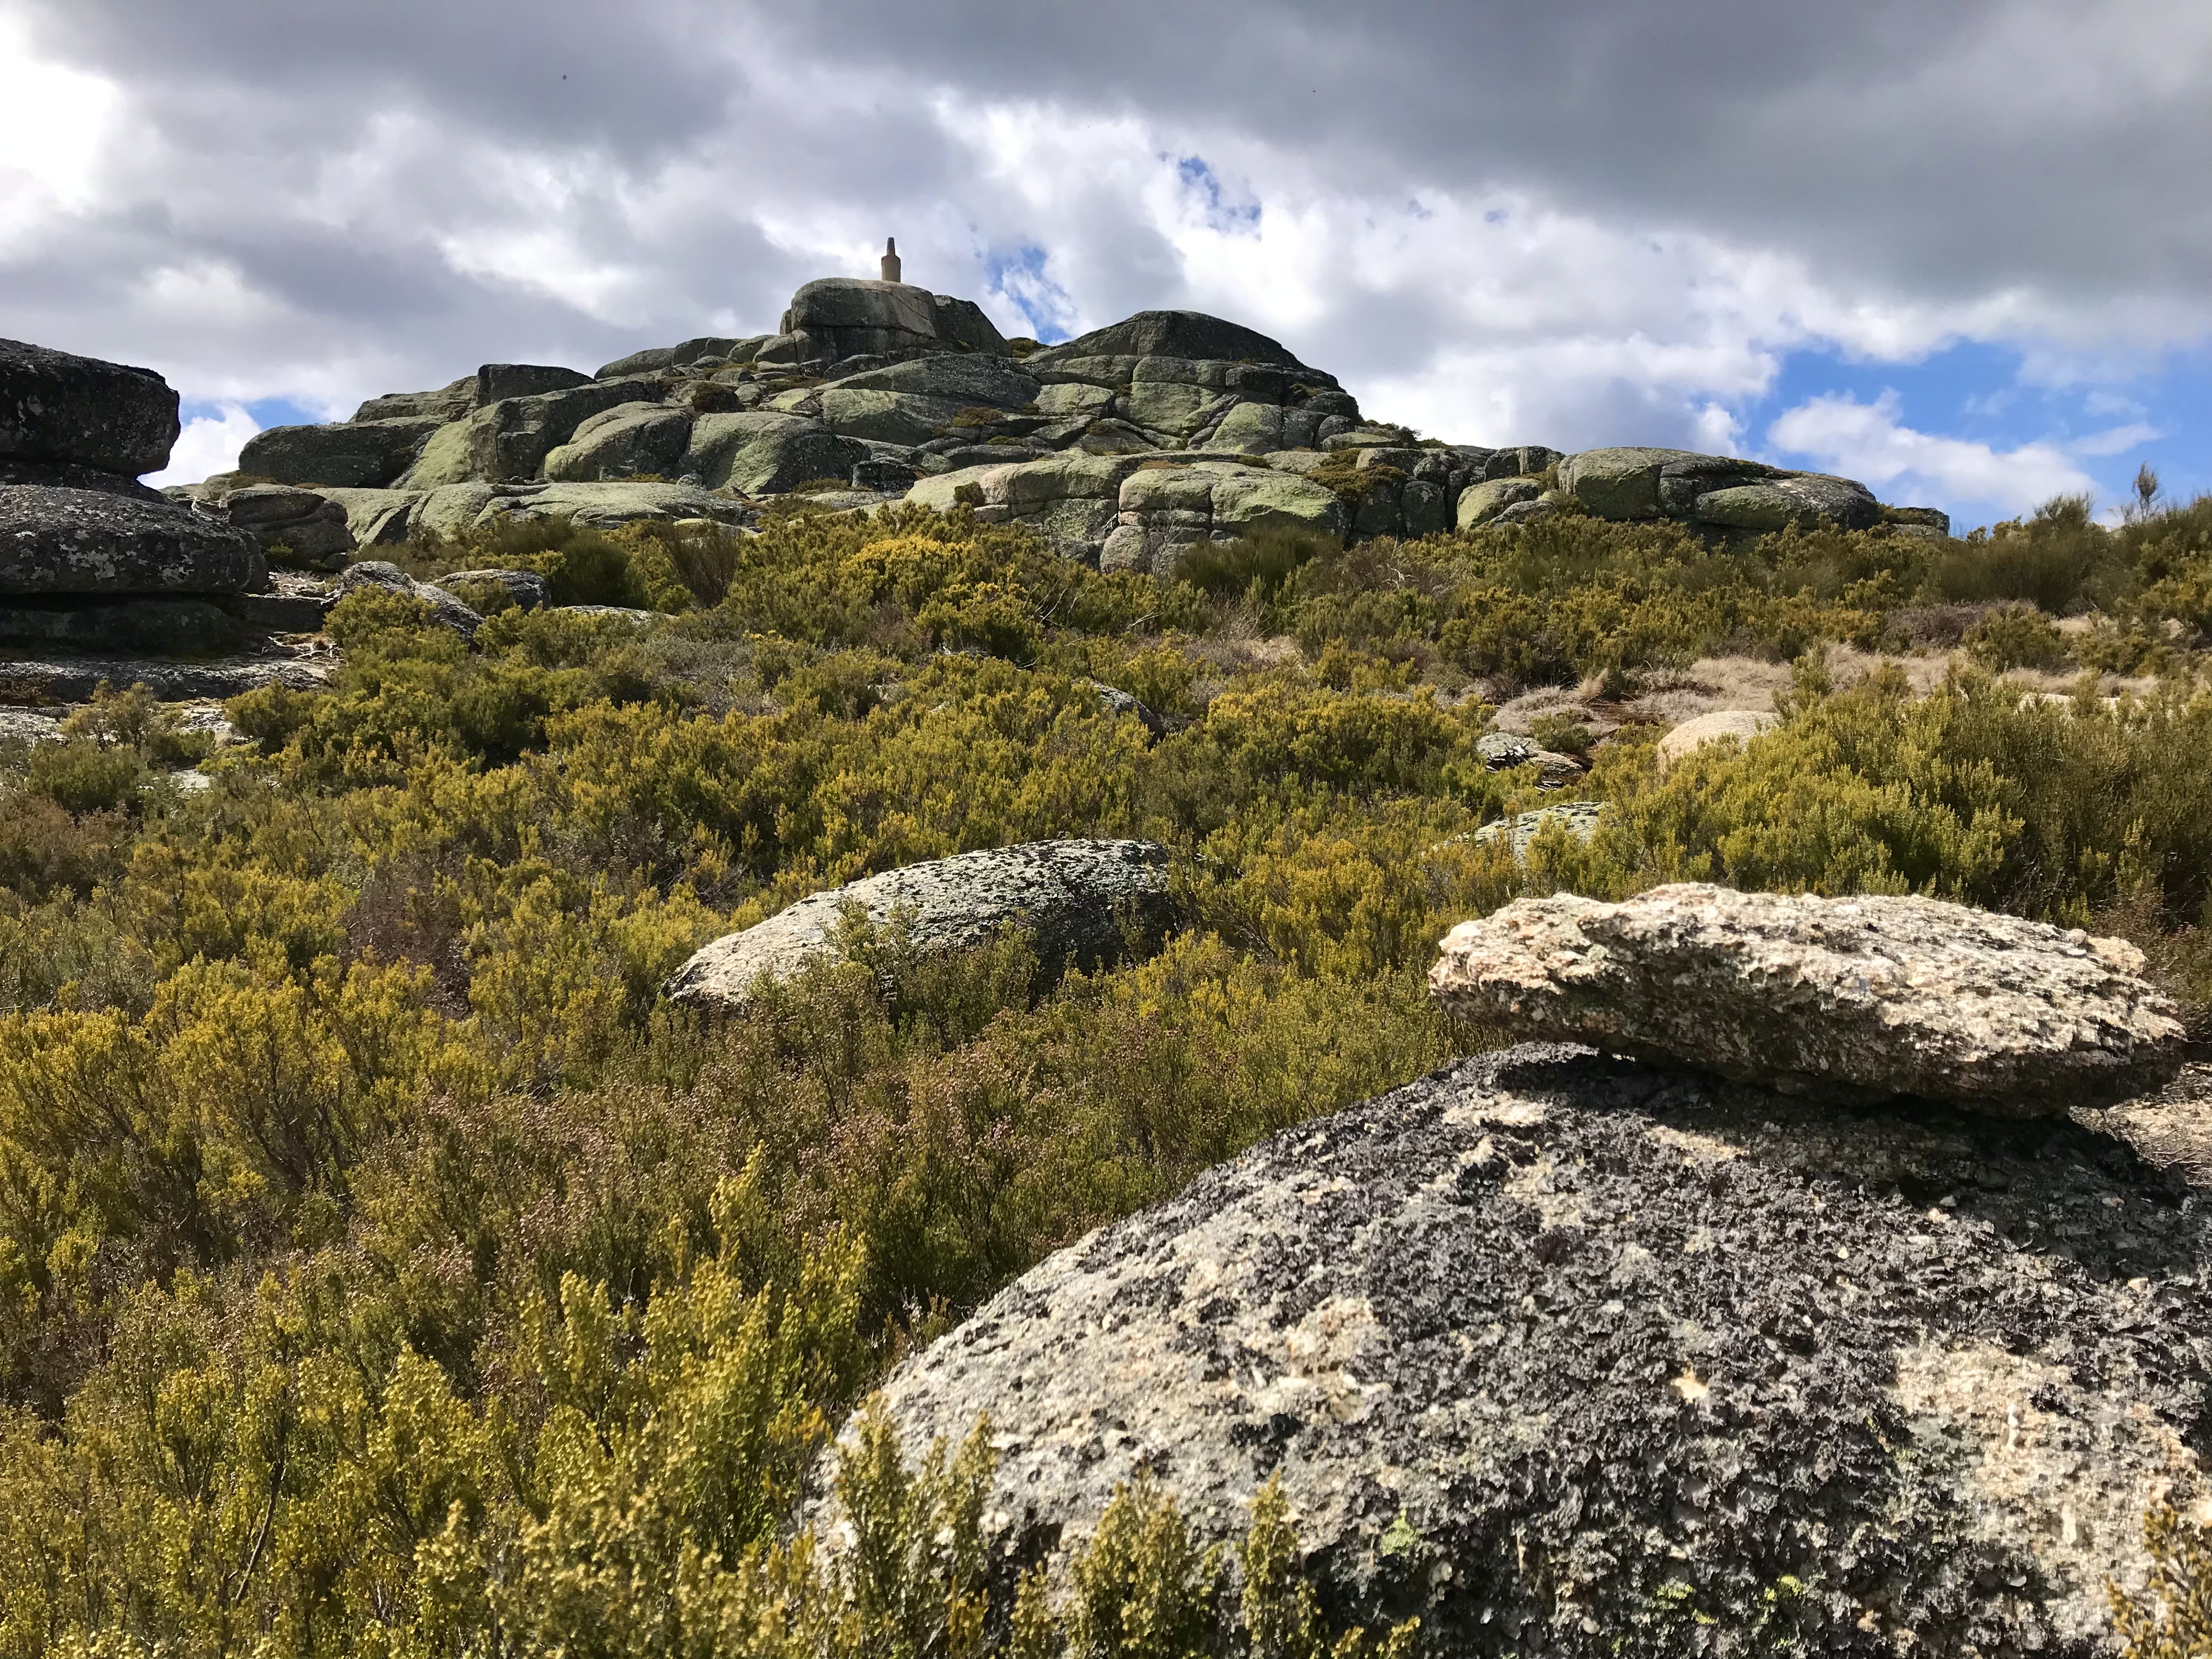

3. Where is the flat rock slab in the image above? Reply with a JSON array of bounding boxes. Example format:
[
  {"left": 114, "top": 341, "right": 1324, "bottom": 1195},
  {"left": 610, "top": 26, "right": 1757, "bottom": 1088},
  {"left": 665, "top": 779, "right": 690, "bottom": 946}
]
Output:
[
  {"left": 0, "top": 648, "right": 331, "bottom": 704},
  {"left": 1429, "top": 884, "right": 2183, "bottom": 1114},
  {"left": 0, "top": 337, "right": 179, "bottom": 476},
  {"left": 847, "top": 1045, "right": 2210, "bottom": 1654},
  {"left": 0, "top": 486, "right": 266, "bottom": 595},
  {"left": 666, "top": 838, "right": 1171, "bottom": 1009}
]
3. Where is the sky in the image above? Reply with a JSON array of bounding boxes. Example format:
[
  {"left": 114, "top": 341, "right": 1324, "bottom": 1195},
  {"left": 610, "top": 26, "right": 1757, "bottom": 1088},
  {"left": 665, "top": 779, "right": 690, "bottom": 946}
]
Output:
[{"left": 2, "top": 1, "right": 2207, "bottom": 528}]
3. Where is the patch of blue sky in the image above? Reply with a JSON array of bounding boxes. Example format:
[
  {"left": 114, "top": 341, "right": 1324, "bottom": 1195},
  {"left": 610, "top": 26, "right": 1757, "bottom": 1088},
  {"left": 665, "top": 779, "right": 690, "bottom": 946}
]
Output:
[
  {"left": 1743, "top": 339, "right": 2209, "bottom": 531},
  {"left": 1174, "top": 154, "right": 1261, "bottom": 233},
  {"left": 983, "top": 244, "right": 1075, "bottom": 343}
]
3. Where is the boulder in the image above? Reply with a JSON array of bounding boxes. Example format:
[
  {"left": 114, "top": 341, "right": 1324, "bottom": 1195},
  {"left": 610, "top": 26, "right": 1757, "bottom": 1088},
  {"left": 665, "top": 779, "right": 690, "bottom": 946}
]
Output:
[
  {"left": 596, "top": 346, "right": 679, "bottom": 379},
  {"left": 403, "top": 380, "right": 661, "bottom": 487},
  {"left": 235, "top": 415, "right": 447, "bottom": 488},
  {"left": 314, "top": 487, "right": 424, "bottom": 547},
  {"left": 0, "top": 651, "right": 329, "bottom": 704},
  {"left": 718, "top": 425, "right": 869, "bottom": 497},
  {"left": 910, "top": 454, "right": 1147, "bottom": 565},
  {"left": 1474, "top": 730, "right": 1539, "bottom": 768},
  {"left": 1655, "top": 708, "right": 1778, "bottom": 769},
  {"left": 352, "top": 375, "right": 477, "bottom": 424},
  {"left": 1429, "top": 884, "right": 2185, "bottom": 1113},
  {"left": 0, "top": 337, "right": 180, "bottom": 477},
  {"left": 1090, "top": 680, "right": 1166, "bottom": 739},
  {"left": 1027, "top": 311, "right": 1305, "bottom": 370},
  {"left": 217, "top": 484, "right": 357, "bottom": 569},
  {"left": 848, "top": 1043, "right": 2212, "bottom": 1655},
  {"left": 1096, "top": 461, "right": 1348, "bottom": 573},
  {"left": 4, "top": 458, "right": 167, "bottom": 502},
  {"left": 332, "top": 560, "right": 482, "bottom": 637},
  {"left": 760, "top": 279, "right": 946, "bottom": 366},
  {"left": 665, "top": 838, "right": 1172, "bottom": 1010},
  {"left": 930, "top": 296, "right": 1008, "bottom": 355},
  {"left": 0, "top": 487, "right": 265, "bottom": 595},
  {"left": 474, "top": 364, "right": 590, "bottom": 404},
  {"left": 1483, "top": 445, "right": 1564, "bottom": 481},
  {"left": 540, "top": 402, "right": 695, "bottom": 482},
  {"left": 0, "top": 596, "right": 245, "bottom": 654},
  {"left": 1457, "top": 476, "right": 1542, "bottom": 529},
  {"left": 471, "top": 481, "right": 749, "bottom": 531},
  {"left": 1559, "top": 448, "right": 1881, "bottom": 532},
  {"left": 437, "top": 568, "right": 551, "bottom": 611},
  {"left": 1470, "top": 800, "right": 1605, "bottom": 855}
]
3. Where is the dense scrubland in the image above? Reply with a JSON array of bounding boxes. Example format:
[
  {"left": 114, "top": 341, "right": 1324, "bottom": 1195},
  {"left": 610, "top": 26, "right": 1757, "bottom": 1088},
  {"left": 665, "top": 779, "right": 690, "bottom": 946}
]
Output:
[{"left": 2, "top": 489, "right": 2210, "bottom": 1655}]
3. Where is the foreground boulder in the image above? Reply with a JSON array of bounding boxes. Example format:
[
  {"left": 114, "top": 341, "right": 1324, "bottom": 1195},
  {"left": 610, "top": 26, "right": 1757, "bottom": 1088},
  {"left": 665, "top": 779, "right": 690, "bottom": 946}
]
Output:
[
  {"left": 1429, "top": 884, "right": 2184, "bottom": 1113},
  {"left": 0, "top": 337, "right": 179, "bottom": 477},
  {"left": 666, "top": 838, "right": 1172, "bottom": 1008},
  {"left": 851, "top": 1044, "right": 2209, "bottom": 1653},
  {"left": 0, "top": 486, "right": 265, "bottom": 595},
  {"left": 333, "top": 561, "right": 482, "bottom": 637}
]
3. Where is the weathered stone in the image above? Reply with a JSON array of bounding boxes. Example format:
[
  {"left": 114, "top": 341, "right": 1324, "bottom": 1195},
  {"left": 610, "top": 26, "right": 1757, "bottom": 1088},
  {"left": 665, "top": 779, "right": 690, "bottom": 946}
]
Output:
[
  {"left": 218, "top": 484, "right": 357, "bottom": 569},
  {"left": 1885, "top": 505, "right": 1953, "bottom": 535},
  {"left": 475, "top": 364, "right": 589, "bottom": 404},
  {"left": 314, "top": 487, "right": 424, "bottom": 547},
  {"left": 929, "top": 295, "right": 1008, "bottom": 356},
  {"left": 1471, "top": 799, "right": 1606, "bottom": 855},
  {"left": 719, "top": 425, "right": 869, "bottom": 497},
  {"left": 1458, "top": 476, "right": 1542, "bottom": 529},
  {"left": 1655, "top": 708, "right": 1778, "bottom": 769},
  {"left": 0, "top": 597, "right": 245, "bottom": 654},
  {"left": 0, "top": 487, "right": 265, "bottom": 596},
  {"left": 818, "top": 390, "right": 972, "bottom": 448},
  {"left": 1027, "top": 311, "right": 1305, "bottom": 370},
  {"left": 1430, "top": 884, "right": 2185, "bottom": 1113},
  {"left": 0, "top": 650, "right": 329, "bottom": 704},
  {"left": 1556, "top": 448, "right": 1709, "bottom": 519},
  {"left": 334, "top": 560, "right": 482, "bottom": 637},
  {"left": 843, "top": 1043, "right": 2212, "bottom": 1655},
  {"left": 471, "top": 481, "right": 749, "bottom": 531},
  {"left": 666, "top": 839, "right": 1172, "bottom": 1010},
  {"left": 7, "top": 458, "right": 169, "bottom": 502},
  {"left": 1695, "top": 476, "right": 1880, "bottom": 534},
  {"left": 595, "top": 346, "right": 679, "bottom": 379},
  {"left": 437, "top": 568, "right": 552, "bottom": 611},
  {"left": 1475, "top": 730, "right": 1539, "bottom": 768},
  {"left": 1089, "top": 680, "right": 1166, "bottom": 739},
  {"left": 352, "top": 375, "right": 477, "bottom": 424},
  {"left": 763, "top": 279, "right": 945, "bottom": 365},
  {"left": 540, "top": 402, "right": 695, "bottom": 482},
  {"left": 394, "top": 419, "right": 477, "bottom": 490},
  {"left": 236, "top": 415, "right": 447, "bottom": 488},
  {"left": 0, "top": 337, "right": 179, "bottom": 476},
  {"left": 439, "top": 380, "right": 663, "bottom": 484}
]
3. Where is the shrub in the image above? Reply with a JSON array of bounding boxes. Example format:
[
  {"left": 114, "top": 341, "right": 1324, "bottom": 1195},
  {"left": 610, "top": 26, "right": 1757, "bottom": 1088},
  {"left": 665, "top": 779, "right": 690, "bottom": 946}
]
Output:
[{"left": 1962, "top": 604, "right": 2067, "bottom": 672}]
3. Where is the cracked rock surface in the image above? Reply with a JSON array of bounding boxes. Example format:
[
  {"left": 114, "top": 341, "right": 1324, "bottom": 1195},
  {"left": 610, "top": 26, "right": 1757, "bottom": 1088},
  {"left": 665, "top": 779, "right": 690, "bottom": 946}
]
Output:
[
  {"left": 666, "top": 838, "right": 1172, "bottom": 1009},
  {"left": 1429, "top": 884, "right": 2183, "bottom": 1114},
  {"left": 843, "top": 1045, "right": 2210, "bottom": 1657}
]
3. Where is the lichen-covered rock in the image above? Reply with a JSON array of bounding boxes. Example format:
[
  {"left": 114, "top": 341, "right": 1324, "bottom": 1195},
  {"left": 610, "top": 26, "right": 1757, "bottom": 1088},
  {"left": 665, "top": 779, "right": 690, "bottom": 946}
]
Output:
[
  {"left": 0, "top": 486, "right": 265, "bottom": 595},
  {"left": 540, "top": 402, "right": 693, "bottom": 482},
  {"left": 909, "top": 454, "right": 1146, "bottom": 564},
  {"left": 334, "top": 560, "right": 482, "bottom": 637},
  {"left": 0, "top": 596, "right": 246, "bottom": 654},
  {"left": 1457, "top": 476, "right": 1542, "bottom": 529},
  {"left": 666, "top": 838, "right": 1172, "bottom": 1009},
  {"left": 314, "top": 487, "right": 424, "bottom": 546},
  {"left": 1655, "top": 708, "right": 1778, "bottom": 769},
  {"left": 437, "top": 568, "right": 552, "bottom": 611},
  {"left": 845, "top": 1044, "right": 2210, "bottom": 1655},
  {"left": 217, "top": 484, "right": 357, "bottom": 569},
  {"left": 1429, "top": 884, "right": 2185, "bottom": 1113},
  {"left": 400, "top": 380, "right": 661, "bottom": 486},
  {"left": 236, "top": 415, "right": 448, "bottom": 488},
  {"left": 1472, "top": 799, "right": 1606, "bottom": 855},
  {"left": 1558, "top": 448, "right": 1881, "bottom": 532},
  {"left": 469, "top": 480, "right": 749, "bottom": 531},
  {"left": 0, "top": 337, "right": 179, "bottom": 476},
  {"left": 0, "top": 649, "right": 328, "bottom": 703},
  {"left": 352, "top": 375, "right": 478, "bottom": 424}
]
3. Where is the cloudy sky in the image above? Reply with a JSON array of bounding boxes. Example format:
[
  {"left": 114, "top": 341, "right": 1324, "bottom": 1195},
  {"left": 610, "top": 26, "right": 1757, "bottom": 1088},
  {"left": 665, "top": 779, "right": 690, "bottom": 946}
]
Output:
[{"left": 3, "top": 0, "right": 2207, "bottom": 527}]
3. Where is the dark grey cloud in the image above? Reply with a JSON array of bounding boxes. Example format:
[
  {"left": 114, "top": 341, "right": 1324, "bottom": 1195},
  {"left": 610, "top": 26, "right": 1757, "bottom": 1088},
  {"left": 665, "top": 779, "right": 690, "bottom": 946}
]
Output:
[{"left": 4, "top": 0, "right": 2204, "bottom": 516}]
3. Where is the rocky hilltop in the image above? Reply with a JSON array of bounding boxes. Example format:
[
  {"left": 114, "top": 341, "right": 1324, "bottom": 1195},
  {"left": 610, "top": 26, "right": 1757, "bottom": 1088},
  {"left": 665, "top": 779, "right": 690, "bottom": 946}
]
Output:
[{"left": 195, "top": 272, "right": 1947, "bottom": 566}]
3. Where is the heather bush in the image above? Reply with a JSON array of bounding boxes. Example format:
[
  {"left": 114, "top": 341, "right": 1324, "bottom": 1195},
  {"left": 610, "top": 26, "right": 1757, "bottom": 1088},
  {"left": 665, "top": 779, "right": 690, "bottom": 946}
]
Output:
[{"left": 0, "top": 492, "right": 2205, "bottom": 1650}]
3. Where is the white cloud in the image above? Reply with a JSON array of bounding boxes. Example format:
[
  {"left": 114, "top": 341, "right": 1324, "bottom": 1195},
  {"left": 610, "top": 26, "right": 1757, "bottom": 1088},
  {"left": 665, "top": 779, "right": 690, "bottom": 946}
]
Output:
[
  {"left": 143, "top": 403, "right": 259, "bottom": 487},
  {"left": 1768, "top": 392, "right": 2095, "bottom": 516}
]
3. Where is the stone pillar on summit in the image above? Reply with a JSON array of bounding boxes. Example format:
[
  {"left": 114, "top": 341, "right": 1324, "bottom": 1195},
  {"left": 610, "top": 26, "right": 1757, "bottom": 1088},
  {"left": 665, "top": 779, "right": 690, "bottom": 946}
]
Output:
[{"left": 881, "top": 238, "right": 902, "bottom": 284}]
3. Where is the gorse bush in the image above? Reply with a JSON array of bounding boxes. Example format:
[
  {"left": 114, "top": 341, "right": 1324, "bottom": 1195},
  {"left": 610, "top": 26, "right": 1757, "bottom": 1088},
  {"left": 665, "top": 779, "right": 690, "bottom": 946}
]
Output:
[{"left": 0, "top": 490, "right": 2207, "bottom": 1651}]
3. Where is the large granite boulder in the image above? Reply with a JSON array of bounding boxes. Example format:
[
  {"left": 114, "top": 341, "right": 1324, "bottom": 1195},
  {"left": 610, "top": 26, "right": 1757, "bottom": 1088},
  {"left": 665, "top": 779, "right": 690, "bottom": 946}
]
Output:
[
  {"left": 849, "top": 1043, "right": 2211, "bottom": 1655},
  {"left": 1022, "top": 312, "right": 1361, "bottom": 453},
  {"left": 216, "top": 484, "right": 357, "bottom": 569},
  {"left": 0, "top": 486, "right": 264, "bottom": 595},
  {"left": 540, "top": 402, "right": 694, "bottom": 482},
  {"left": 1429, "top": 884, "right": 2185, "bottom": 1114},
  {"left": 666, "top": 838, "right": 1172, "bottom": 1009},
  {"left": 351, "top": 375, "right": 478, "bottom": 424},
  {"left": 1099, "top": 460, "right": 1348, "bottom": 573},
  {"left": 314, "top": 487, "right": 424, "bottom": 547},
  {"left": 235, "top": 415, "right": 448, "bottom": 488},
  {"left": 470, "top": 480, "right": 749, "bottom": 529},
  {"left": 1655, "top": 708, "right": 1778, "bottom": 769},
  {"left": 753, "top": 279, "right": 996, "bottom": 369},
  {"left": 0, "top": 337, "right": 179, "bottom": 477},
  {"left": 332, "top": 560, "right": 482, "bottom": 637},
  {"left": 908, "top": 454, "right": 1147, "bottom": 563},
  {"left": 1558, "top": 448, "right": 1881, "bottom": 532},
  {"left": 403, "top": 379, "right": 661, "bottom": 487}
]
